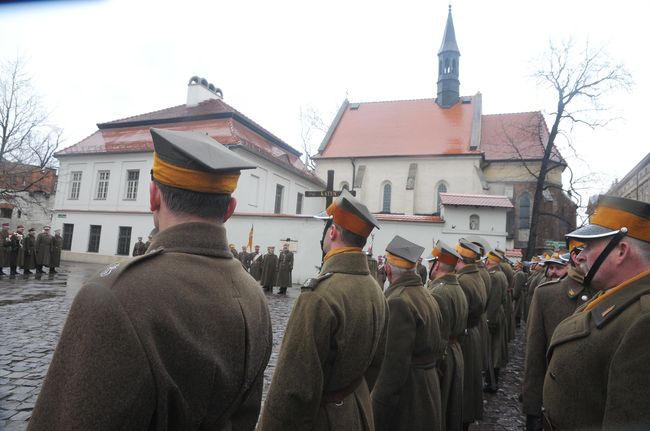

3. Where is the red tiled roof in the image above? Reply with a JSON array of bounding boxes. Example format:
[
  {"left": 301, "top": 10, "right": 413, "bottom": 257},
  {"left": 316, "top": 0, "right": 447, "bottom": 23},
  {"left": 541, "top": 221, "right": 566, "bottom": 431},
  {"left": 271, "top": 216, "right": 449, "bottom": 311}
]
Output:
[
  {"left": 317, "top": 98, "right": 480, "bottom": 158},
  {"left": 505, "top": 249, "right": 523, "bottom": 258},
  {"left": 480, "top": 112, "right": 563, "bottom": 163},
  {"left": 439, "top": 192, "right": 513, "bottom": 208},
  {"left": 375, "top": 214, "right": 444, "bottom": 223}
]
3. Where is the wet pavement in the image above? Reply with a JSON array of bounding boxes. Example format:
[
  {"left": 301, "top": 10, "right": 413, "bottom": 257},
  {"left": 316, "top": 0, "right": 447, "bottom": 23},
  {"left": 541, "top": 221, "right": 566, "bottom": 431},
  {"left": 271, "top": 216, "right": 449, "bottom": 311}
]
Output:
[{"left": 1, "top": 262, "right": 527, "bottom": 430}]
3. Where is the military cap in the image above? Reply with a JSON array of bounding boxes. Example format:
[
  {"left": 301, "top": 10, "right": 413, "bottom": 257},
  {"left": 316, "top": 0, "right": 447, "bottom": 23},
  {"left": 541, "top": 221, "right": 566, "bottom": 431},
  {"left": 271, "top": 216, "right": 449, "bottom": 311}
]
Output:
[
  {"left": 567, "top": 195, "right": 650, "bottom": 243},
  {"left": 314, "top": 189, "right": 379, "bottom": 238},
  {"left": 567, "top": 238, "right": 585, "bottom": 253},
  {"left": 544, "top": 252, "right": 569, "bottom": 266},
  {"left": 428, "top": 239, "right": 461, "bottom": 266},
  {"left": 137, "top": 237, "right": 143, "bottom": 240},
  {"left": 385, "top": 235, "right": 424, "bottom": 269},
  {"left": 464, "top": 235, "right": 492, "bottom": 255},
  {"left": 150, "top": 128, "right": 255, "bottom": 194},
  {"left": 28, "top": 228, "right": 35, "bottom": 232},
  {"left": 456, "top": 238, "right": 482, "bottom": 261},
  {"left": 43, "top": 226, "right": 51, "bottom": 230},
  {"left": 2, "top": 223, "right": 9, "bottom": 227},
  {"left": 486, "top": 250, "right": 504, "bottom": 263}
]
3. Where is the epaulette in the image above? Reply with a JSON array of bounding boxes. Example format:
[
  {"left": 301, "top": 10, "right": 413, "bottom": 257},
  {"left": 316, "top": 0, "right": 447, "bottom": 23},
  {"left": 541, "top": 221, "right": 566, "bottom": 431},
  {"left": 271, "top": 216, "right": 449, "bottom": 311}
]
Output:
[
  {"left": 96, "top": 247, "right": 165, "bottom": 282},
  {"left": 536, "top": 278, "right": 561, "bottom": 290},
  {"left": 301, "top": 272, "right": 334, "bottom": 291},
  {"left": 592, "top": 285, "right": 650, "bottom": 329}
]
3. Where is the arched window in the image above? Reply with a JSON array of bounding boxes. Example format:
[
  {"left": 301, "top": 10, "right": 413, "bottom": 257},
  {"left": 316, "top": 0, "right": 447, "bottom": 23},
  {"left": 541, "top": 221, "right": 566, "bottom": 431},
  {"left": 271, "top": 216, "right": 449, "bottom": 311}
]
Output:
[
  {"left": 436, "top": 182, "right": 448, "bottom": 213},
  {"left": 470, "top": 214, "right": 480, "bottom": 230},
  {"left": 340, "top": 182, "right": 350, "bottom": 191},
  {"left": 382, "top": 182, "right": 392, "bottom": 213},
  {"left": 519, "top": 193, "right": 531, "bottom": 229}
]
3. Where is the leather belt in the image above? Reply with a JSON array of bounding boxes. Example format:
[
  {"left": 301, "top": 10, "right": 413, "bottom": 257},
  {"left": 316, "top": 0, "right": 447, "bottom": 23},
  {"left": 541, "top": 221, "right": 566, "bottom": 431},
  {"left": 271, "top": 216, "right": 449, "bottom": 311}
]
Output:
[{"left": 321, "top": 377, "right": 363, "bottom": 406}]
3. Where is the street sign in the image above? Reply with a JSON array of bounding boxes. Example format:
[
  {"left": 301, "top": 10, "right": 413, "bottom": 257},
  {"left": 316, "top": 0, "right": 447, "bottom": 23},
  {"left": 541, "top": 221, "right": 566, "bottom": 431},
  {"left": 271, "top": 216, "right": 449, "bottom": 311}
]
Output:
[{"left": 305, "top": 190, "right": 356, "bottom": 198}]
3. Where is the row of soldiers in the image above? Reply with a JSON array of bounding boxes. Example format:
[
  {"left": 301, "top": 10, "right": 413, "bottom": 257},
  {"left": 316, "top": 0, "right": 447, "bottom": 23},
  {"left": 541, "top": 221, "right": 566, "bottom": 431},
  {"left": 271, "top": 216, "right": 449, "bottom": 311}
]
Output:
[
  {"left": 0, "top": 223, "right": 63, "bottom": 276},
  {"left": 229, "top": 243, "right": 294, "bottom": 294}
]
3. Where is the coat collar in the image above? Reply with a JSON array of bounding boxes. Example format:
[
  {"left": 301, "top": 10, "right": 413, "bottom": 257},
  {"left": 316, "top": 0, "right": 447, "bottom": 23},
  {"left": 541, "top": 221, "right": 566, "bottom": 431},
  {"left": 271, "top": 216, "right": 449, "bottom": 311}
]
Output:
[
  {"left": 431, "top": 273, "right": 459, "bottom": 286},
  {"left": 457, "top": 263, "right": 480, "bottom": 276},
  {"left": 148, "top": 222, "right": 233, "bottom": 259},
  {"left": 385, "top": 272, "right": 423, "bottom": 296},
  {"left": 320, "top": 251, "right": 370, "bottom": 276},
  {"left": 591, "top": 272, "right": 650, "bottom": 329}
]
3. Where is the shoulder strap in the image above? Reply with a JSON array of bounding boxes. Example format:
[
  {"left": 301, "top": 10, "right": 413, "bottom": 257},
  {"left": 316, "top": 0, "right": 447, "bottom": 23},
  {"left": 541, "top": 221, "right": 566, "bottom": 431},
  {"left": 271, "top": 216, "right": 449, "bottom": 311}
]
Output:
[{"left": 301, "top": 272, "right": 334, "bottom": 291}]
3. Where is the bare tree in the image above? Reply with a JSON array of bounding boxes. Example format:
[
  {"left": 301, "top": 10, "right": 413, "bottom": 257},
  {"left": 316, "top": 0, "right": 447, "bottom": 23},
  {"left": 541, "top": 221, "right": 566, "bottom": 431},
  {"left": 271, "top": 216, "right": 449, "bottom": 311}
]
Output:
[
  {"left": 299, "top": 105, "right": 328, "bottom": 170},
  {"left": 521, "top": 40, "right": 632, "bottom": 259}
]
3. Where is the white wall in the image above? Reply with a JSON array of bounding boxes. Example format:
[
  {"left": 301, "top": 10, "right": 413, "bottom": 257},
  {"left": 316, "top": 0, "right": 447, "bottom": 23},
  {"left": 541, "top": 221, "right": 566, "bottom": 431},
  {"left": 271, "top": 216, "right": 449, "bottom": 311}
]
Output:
[{"left": 0, "top": 191, "right": 54, "bottom": 231}]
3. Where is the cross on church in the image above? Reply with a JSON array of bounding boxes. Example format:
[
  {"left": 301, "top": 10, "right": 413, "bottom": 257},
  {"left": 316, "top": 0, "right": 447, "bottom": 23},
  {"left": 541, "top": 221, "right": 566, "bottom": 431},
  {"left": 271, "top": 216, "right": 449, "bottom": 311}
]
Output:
[{"left": 305, "top": 170, "right": 355, "bottom": 208}]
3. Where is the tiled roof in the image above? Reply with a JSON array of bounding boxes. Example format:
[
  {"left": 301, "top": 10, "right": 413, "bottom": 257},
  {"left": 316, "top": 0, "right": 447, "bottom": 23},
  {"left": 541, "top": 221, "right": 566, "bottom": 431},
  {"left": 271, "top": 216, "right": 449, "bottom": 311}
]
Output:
[
  {"left": 317, "top": 97, "right": 480, "bottom": 158},
  {"left": 505, "top": 249, "right": 523, "bottom": 258},
  {"left": 440, "top": 192, "right": 513, "bottom": 208},
  {"left": 375, "top": 214, "right": 444, "bottom": 223},
  {"left": 480, "top": 112, "right": 564, "bottom": 163}
]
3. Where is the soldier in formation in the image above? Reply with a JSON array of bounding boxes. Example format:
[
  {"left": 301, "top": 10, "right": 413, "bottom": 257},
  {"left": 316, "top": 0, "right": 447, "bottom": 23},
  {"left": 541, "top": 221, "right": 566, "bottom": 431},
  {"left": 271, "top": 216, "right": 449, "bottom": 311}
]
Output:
[
  {"left": 260, "top": 246, "right": 279, "bottom": 293},
  {"left": 249, "top": 244, "right": 263, "bottom": 281},
  {"left": 1, "top": 222, "right": 10, "bottom": 275},
  {"left": 276, "top": 243, "right": 293, "bottom": 294},
  {"left": 132, "top": 237, "right": 147, "bottom": 256},
  {"left": 0, "top": 225, "right": 61, "bottom": 276},
  {"left": 28, "top": 128, "right": 272, "bottom": 430}
]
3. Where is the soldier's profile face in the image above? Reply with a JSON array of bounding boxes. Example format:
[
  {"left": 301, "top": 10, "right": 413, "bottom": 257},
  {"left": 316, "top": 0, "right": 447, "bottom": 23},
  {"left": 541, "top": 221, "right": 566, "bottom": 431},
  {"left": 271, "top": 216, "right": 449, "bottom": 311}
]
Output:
[{"left": 575, "top": 237, "right": 616, "bottom": 288}]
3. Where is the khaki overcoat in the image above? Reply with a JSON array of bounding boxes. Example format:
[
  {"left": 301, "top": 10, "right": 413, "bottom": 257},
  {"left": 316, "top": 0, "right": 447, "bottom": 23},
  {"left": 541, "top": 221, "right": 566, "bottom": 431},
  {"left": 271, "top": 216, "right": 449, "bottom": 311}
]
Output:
[
  {"left": 522, "top": 267, "right": 595, "bottom": 416},
  {"left": 276, "top": 250, "right": 293, "bottom": 288},
  {"left": 9, "top": 232, "right": 24, "bottom": 267},
  {"left": 50, "top": 234, "right": 63, "bottom": 267},
  {"left": 475, "top": 263, "right": 491, "bottom": 372},
  {"left": 456, "top": 264, "right": 486, "bottom": 423},
  {"left": 0, "top": 229, "right": 10, "bottom": 267},
  {"left": 22, "top": 234, "right": 36, "bottom": 270},
  {"left": 427, "top": 274, "right": 468, "bottom": 431},
  {"left": 258, "top": 251, "right": 388, "bottom": 431},
  {"left": 35, "top": 232, "right": 53, "bottom": 266},
  {"left": 486, "top": 266, "right": 508, "bottom": 368},
  {"left": 260, "top": 253, "right": 279, "bottom": 287},
  {"left": 372, "top": 272, "right": 445, "bottom": 431},
  {"left": 525, "top": 271, "right": 547, "bottom": 321},
  {"left": 512, "top": 270, "right": 527, "bottom": 323},
  {"left": 499, "top": 262, "right": 515, "bottom": 341},
  {"left": 543, "top": 272, "right": 650, "bottom": 430},
  {"left": 28, "top": 222, "right": 273, "bottom": 431},
  {"left": 250, "top": 252, "right": 262, "bottom": 281}
]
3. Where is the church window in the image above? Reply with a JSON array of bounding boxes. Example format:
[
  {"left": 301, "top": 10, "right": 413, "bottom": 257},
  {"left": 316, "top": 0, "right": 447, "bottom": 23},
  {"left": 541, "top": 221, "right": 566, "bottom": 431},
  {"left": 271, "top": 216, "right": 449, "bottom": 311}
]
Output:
[
  {"left": 470, "top": 214, "right": 480, "bottom": 230},
  {"left": 436, "top": 182, "right": 448, "bottom": 213},
  {"left": 519, "top": 193, "right": 531, "bottom": 229},
  {"left": 381, "top": 182, "right": 391, "bottom": 213}
]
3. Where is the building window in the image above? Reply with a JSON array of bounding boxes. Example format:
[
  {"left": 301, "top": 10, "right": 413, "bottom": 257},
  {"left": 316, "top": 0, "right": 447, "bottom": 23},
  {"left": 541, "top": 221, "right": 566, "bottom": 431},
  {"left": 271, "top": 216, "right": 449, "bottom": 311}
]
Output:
[
  {"left": 296, "top": 192, "right": 304, "bottom": 215},
  {"left": 274, "top": 184, "right": 284, "bottom": 214},
  {"left": 124, "top": 170, "right": 139, "bottom": 200},
  {"left": 436, "top": 182, "right": 448, "bottom": 213},
  {"left": 382, "top": 182, "right": 391, "bottom": 213},
  {"left": 69, "top": 171, "right": 82, "bottom": 200},
  {"left": 95, "top": 171, "right": 110, "bottom": 200},
  {"left": 470, "top": 214, "right": 480, "bottom": 230},
  {"left": 116, "top": 226, "right": 132, "bottom": 256},
  {"left": 519, "top": 193, "right": 531, "bottom": 229},
  {"left": 88, "top": 225, "right": 102, "bottom": 253},
  {"left": 249, "top": 174, "right": 260, "bottom": 207},
  {"left": 62, "top": 223, "right": 74, "bottom": 251},
  {"left": 0, "top": 208, "right": 12, "bottom": 218}
]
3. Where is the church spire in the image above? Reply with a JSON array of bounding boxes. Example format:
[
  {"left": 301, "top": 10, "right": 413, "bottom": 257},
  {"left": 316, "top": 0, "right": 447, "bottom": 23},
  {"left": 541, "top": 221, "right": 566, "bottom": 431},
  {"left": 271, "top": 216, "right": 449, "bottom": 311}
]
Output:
[{"left": 436, "top": 5, "right": 460, "bottom": 108}]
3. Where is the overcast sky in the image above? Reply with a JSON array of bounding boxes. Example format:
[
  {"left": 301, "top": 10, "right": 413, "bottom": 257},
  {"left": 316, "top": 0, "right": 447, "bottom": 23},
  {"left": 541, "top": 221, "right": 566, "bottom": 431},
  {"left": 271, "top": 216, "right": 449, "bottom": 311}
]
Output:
[{"left": 1, "top": 0, "right": 648, "bottom": 202}]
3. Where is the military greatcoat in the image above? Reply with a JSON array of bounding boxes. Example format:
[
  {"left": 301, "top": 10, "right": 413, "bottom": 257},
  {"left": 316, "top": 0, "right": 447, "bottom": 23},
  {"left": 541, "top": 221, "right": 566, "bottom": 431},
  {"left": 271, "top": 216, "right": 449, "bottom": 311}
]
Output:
[
  {"left": 0, "top": 229, "right": 10, "bottom": 268},
  {"left": 427, "top": 274, "right": 469, "bottom": 431},
  {"left": 258, "top": 251, "right": 388, "bottom": 431},
  {"left": 512, "top": 269, "right": 527, "bottom": 324},
  {"left": 260, "top": 252, "right": 279, "bottom": 288},
  {"left": 372, "top": 272, "right": 445, "bottom": 431},
  {"left": 22, "top": 234, "right": 36, "bottom": 270},
  {"left": 28, "top": 223, "right": 273, "bottom": 431},
  {"left": 35, "top": 231, "right": 53, "bottom": 267},
  {"left": 456, "top": 264, "right": 486, "bottom": 423},
  {"left": 486, "top": 266, "right": 508, "bottom": 368},
  {"left": 525, "top": 271, "right": 547, "bottom": 322},
  {"left": 523, "top": 267, "right": 595, "bottom": 417},
  {"left": 543, "top": 272, "right": 650, "bottom": 430},
  {"left": 367, "top": 255, "right": 378, "bottom": 281},
  {"left": 249, "top": 252, "right": 262, "bottom": 281},
  {"left": 9, "top": 232, "right": 25, "bottom": 268},
  {"left": 276, "top": 250, "right": 294, "bottom": 288},
  {"left": 475, "top": 262, "right": 491, "bottom": 373},
  {"left": 50, "top": 234, "right": 63, "bottom": 268}
]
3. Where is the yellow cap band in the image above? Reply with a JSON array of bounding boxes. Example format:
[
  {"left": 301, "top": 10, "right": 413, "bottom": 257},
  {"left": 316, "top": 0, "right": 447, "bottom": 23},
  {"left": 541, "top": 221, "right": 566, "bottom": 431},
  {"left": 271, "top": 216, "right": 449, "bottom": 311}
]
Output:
[
  {"left": 327, "top": 201, "right": 373, "bottom": 237},
  {"left": 153, "top": 153, "right": 240, "bottom": 194},
  {"left": 386, "top": 252, "right": 416, "bottom": 269},
  {"left": 591, "top": 205, "right": 650, "bottom": 242},
  {"left": 486, "top": 252, "right": 501, "bottom": 263},
  {"left": 456, "top": 244, "right": 479, "bottom": 260}
]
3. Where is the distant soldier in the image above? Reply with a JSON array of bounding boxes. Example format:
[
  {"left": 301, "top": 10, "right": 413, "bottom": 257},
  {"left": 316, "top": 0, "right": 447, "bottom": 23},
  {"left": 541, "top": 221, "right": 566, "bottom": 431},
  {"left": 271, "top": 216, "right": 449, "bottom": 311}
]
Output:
[
  {"left": 50, "top": 229, "right": 63, "bottom": 274},
  {"left": 249, "top": 245, "right": 263, "bottom": 281},
  {"left": 132, "top": 237, "right": 147, "bottom": 256},
  {"left": 544, "top": 252, "right": 569, "bottom": 281},
  {"left": 9, "top": 225, "right": 25, "bottom": 275},
  {"left": 366, "top": 251, "right": 379, "bottom": 283},
  {"left": 229, "top": 243, "right": 239, "bottom": 260},
  {"left": 260, "top": 246, "right": 278, "bottom": 293},
  {"left": 0, "top": 222, "right": 10, "bottom": 275},
  {"left": 416, "top": 256, "right": 428, "bottom": 285},
  {"left": 35, "top": 226, "right": 54, "bottom": 274},
  {"left": 258, "top": 190, "right": 387, "bottom": 431},
  {"left": 426, "top": 240, "right": 468, "bottom": 431},
  {"left": 372, "top": 235, "right": 445, "bottom": 431},
  {"left": 377, "top": 255, "right": 387, "bottom": 289},
  {"left": 144, "top": 234, "right": 153, "bottom": 252},
  {"left": 511, "top": 262, "right": 527, "bottom": 327},
  {"left": 277, "top": 244, "right": 293, "bottom": 294},
  {"left": 22, "top": 228, "right": 36, "bottom": 274},
  {"left": 525, "top": 257, "right": 547, "bottom": 322},
  {"left": 240, "top": 245, "right": 250, "bottom": 268},
  {"left": 484, "top": 250, "right": 509, "bottom": 392}
]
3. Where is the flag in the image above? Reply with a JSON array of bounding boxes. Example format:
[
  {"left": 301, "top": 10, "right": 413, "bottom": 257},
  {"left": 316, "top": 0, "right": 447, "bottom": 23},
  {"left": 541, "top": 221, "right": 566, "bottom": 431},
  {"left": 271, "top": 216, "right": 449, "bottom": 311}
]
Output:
[{"left": 247, "top": 224, "right": 254, "bottom": 252}]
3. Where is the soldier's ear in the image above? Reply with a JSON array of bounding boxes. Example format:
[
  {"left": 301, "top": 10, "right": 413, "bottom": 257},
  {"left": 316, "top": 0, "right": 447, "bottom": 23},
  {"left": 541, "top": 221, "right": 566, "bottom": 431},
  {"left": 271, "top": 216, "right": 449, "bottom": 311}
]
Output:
[
  {"left": 222, "top": 197, "right": 237, "bottom": 222},
  {"left": 150, "top": 182, "right": 161, "bottom": 212}
]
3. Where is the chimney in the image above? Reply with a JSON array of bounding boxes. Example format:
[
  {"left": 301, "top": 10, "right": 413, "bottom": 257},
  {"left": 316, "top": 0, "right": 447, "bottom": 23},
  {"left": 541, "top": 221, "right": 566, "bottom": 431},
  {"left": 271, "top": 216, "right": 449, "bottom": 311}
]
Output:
[{"left": 186, "top": 76, "right": 223, "bottom": 107}]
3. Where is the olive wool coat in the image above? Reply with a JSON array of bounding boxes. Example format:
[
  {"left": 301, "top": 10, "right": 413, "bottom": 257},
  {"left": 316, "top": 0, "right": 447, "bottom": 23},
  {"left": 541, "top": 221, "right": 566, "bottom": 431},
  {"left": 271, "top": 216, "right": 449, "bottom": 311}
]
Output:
[
  {"left": 525, "top": 271, "right": 547, "bottom": 322},
  {"left": 276, "top": 250, "right": 293, "bottom": 288},
  {"left": 427, "top": 274, "right": 469, "bottom": 431},
  {"left": 50, "top": 234, "right": 63, "bottom": 267},
  {"left": 522, "top": 267, "right": 595, "bottom": 417},
  {"left": 543, "top": 272, "right": 650, "bottom": 430},
  {"left": 456, "top": 264, "right": 486, "bottom": 423},
  {"left": 260, "top": 252, "right": 279, "bottom": 287},
  {"left": 28, "top": 222, "right": 273, "bottom": 431},
  {"left": 258, "top": 251, "right": 388, "bottom": 431},
  {"left": 372, "top": 272, "right": 445, "bottom": 431},
  {"left": 34, "top": 231, "right": 53, "bottom": 266},
  {"left": 512, "top": 270, "right": 528, "bottom": 323},
  {"left": 486, "top": 266, "right": 508, "bottom": 368}
]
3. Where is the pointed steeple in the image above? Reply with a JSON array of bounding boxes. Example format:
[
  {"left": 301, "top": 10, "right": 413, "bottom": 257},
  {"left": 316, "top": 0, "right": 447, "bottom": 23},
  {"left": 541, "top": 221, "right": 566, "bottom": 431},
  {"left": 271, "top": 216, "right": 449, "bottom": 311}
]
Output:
[{"left": 436, "top": 5, "right": 461, "bottom": 108}]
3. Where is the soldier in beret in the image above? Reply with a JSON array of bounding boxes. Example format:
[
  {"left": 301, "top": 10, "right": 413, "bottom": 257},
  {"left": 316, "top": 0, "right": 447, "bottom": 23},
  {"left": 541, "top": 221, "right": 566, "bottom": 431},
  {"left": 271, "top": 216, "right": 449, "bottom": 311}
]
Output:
[
  {"left": 29, "top": 128, "right": 272, "bottom": 430},
  {"left": 426, "top": 240, "right": 468, "bottom": 431},
  {"left": 259, "top": 190, "right": 388, "bottom": 431},
  {"left": 543, "top": 195, "right": 650, "bottom": 430}
]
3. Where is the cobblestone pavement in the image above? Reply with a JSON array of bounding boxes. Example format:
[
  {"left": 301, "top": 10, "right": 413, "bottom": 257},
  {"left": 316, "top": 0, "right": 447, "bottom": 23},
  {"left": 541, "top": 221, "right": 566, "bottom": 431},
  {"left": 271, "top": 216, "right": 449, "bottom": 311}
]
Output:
[{"left": 1, "top": 263, "right": 527, "bottom": 430}]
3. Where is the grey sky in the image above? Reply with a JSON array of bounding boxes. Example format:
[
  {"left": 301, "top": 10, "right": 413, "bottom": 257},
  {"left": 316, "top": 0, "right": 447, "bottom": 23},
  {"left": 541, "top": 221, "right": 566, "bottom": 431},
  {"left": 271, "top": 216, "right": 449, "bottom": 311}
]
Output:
[{"left": 1, "top": 0, "right": 647, "bottom": 200}]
